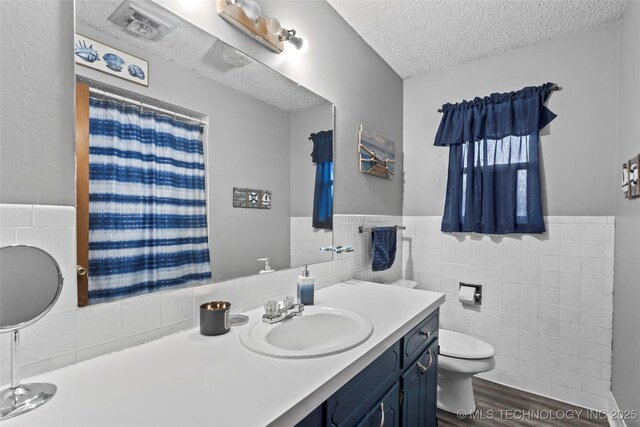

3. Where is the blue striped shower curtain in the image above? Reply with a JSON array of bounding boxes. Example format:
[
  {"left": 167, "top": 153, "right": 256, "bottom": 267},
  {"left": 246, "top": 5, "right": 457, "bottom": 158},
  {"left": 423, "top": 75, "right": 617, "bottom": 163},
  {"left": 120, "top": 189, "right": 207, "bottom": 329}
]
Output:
[{"left": 88, "top": 97, "right": 211, "bottom": 303}]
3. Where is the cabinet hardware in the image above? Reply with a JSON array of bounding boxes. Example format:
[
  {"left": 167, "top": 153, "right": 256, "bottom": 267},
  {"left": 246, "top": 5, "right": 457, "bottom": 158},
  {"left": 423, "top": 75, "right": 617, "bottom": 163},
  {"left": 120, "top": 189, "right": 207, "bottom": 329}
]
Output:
[
  {"left": 420, "top": 330, "right": 431, "bottom": 339},
  {"left": 379, "top": 401, "right": 385, "bottom": 427},
  {"left": 417, "top": 349, "right": 433, "bottom": 374}
]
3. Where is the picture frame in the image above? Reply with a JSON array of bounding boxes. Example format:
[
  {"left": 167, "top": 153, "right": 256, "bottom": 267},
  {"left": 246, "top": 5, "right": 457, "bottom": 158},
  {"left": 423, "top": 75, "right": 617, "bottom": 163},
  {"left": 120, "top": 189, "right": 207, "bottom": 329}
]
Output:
[
  {"left": 74, "top": 33, "right": 149, "bottom": 87},
  {"left": 628, "top": 155, "right": 639, "bottom": 199},
  {"left": 622, "top": 163, "right": 630, "bottom": 199},
  {"left": 233, "top": 187, "right": 271, "bottom": 209},
  {"left": 358, "top": 125, "right": 396, "bottom": 180}
]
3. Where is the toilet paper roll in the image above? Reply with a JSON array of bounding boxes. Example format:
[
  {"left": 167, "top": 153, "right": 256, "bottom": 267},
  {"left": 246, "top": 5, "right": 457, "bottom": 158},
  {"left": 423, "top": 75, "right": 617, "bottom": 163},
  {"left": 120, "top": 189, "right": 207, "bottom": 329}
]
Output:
[{"left": 459, "top": 285, "right": 476, "bottom": 304}]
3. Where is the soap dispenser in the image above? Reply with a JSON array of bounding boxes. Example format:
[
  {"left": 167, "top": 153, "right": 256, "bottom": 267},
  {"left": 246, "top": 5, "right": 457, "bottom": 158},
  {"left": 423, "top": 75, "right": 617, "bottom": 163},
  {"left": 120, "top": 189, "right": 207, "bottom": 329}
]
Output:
[
  {"left": 258, "top": 258, "right": 274, "bottom": 274},
  {"left": 297, "top": 263, "right": 315, "bottom": 305}
]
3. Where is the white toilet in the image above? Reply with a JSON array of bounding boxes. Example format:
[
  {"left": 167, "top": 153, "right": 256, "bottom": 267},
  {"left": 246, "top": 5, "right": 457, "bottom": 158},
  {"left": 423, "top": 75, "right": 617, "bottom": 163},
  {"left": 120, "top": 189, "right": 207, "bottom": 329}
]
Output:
[
  {"left": 437, "top": 329, "right": 496, "bottom": 415},
  {"left": 385, "top": 279, "right": 496, "bottom": 415}
]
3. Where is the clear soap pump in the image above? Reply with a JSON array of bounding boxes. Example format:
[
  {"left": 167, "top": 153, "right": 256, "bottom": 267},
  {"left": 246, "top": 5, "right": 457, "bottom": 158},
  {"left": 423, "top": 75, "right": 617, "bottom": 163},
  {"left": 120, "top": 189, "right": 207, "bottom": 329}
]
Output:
[{"left": 297, "top": 263, "right": 315, "bottom": 305}]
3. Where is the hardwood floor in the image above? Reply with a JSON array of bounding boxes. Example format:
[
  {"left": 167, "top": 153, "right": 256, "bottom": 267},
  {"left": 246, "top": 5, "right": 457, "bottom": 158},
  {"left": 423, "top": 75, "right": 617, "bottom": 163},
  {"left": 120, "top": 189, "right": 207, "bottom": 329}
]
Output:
[{"left": 437, "top": 378, "right": 609, "bottom": 426}]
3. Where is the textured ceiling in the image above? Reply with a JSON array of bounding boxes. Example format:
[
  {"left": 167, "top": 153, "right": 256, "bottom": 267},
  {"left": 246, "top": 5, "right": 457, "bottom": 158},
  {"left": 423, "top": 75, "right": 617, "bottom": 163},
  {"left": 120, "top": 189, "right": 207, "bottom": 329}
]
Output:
[
  {"left": 328, "top": 0, "right": 627, "bottom": 79},
  {"left": 76, "top": 0, "right": 325, "bottom": 112}
]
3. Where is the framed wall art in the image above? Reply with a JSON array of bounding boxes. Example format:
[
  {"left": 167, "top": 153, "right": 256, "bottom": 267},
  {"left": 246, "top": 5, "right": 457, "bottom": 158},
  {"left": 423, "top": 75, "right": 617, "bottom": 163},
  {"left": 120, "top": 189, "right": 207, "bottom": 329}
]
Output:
[
  {"left": 74, "top": 33, "right": 149, "bottom": 87},
  {"left": 622, "top": 163, "right": 630, "bottom": 198},
  {"left": 628, "top": 154, "right": 639, "bottom": 199},
  {"left": 233, "top": 187, "right": 271, "bottom": 209},
  {"left": 358, "top": 125, "right": 396, "bottom": 180}
]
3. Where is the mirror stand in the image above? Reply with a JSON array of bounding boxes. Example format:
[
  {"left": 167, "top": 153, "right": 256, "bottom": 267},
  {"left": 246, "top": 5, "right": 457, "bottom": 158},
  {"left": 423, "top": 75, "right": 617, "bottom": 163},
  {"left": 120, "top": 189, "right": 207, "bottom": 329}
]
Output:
[
  {"left": 0, "top": 245, "right": 64, "bottom": 420},
  {"left": 0, "top": 330, "right": 57, "bottom": 420}
]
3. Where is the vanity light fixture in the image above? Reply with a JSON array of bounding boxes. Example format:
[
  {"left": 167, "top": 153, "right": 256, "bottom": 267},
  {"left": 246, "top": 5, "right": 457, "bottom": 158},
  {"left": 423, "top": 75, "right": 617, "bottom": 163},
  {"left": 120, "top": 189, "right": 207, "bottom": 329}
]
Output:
[
  {"left": 265, "top": 17, "right": 307, "bottom": 52},
  {"left": 230, "top": 0, "right": 261, "bottom": 21},
  {"left": 281, "top": 29, "right": 308, "bottom": 52},
  {"left": 217, "top": 0, "right": 305, "bottom": 54}
]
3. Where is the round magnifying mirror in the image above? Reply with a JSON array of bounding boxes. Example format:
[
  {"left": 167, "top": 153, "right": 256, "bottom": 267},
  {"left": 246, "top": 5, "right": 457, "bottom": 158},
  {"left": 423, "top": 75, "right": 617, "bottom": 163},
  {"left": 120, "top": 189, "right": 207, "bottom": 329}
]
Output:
[
  {"left": 1, "top": 245, "right": 63, "bottom": 331},
  {"left": 0, "top": 245, "right": 64, "bottom": 420}
]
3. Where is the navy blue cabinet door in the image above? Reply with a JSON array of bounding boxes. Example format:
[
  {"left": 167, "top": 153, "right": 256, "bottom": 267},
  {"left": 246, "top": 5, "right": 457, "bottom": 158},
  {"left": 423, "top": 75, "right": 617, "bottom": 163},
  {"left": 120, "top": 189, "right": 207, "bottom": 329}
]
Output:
[
  {"left": 401, "top": 360, "right": 423, "bottom": 426},
  {"left": 368, "top": 383, "right": 400, "bottom": 427},
  {"left": 401, "top": 339, "right": 438, "bottom": 427},
  {"left": 354, "top": 415, "right": 370, "bottom": 427},
  {"left": 327, "top": 343, "right": 401, "bottom": 427}
]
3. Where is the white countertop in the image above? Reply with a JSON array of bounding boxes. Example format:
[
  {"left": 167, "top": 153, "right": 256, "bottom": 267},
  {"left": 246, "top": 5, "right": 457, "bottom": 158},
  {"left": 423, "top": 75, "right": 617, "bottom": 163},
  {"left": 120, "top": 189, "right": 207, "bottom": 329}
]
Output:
[{"left": 3, "top": 281, "right": 444, "bottom": 427}]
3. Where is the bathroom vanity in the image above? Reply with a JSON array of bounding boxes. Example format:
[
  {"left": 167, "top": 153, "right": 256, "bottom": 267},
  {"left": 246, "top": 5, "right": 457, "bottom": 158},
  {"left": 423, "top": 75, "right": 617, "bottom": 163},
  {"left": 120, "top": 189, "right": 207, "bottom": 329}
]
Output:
[
  {"left": 1, "top": 281, "right": 443, "bottom": 427},
  {"left": 298, "top": 308, "right": 440, "bottom": 427}
]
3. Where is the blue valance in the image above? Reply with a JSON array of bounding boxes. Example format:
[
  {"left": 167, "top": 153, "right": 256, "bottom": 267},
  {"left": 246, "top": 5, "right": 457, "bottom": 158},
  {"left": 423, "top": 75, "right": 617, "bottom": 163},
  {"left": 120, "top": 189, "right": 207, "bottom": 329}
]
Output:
[
  {"left": 311, "top": 130, "right": 333, "bottom": 163},
  {"left": 434, "top": 82, "right": 557, "bottom": 146},
  {"left": 310, "top": 130, "right": 333, "bottom": 230}
]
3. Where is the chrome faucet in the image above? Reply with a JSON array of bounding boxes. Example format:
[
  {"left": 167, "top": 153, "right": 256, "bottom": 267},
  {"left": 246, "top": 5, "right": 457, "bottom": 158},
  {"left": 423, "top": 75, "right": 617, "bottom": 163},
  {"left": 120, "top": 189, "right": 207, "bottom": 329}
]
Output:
[{"left": 262, "top": 296, "right": 304, "bottom": 324}]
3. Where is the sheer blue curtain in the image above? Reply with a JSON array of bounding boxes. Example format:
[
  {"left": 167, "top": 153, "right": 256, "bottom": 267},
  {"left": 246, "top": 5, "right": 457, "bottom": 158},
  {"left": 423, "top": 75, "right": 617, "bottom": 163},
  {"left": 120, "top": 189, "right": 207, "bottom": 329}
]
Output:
[
  {"left": 88, "top": 96, "right": 212, "bottom": 303},
  {"left": 435, "top": 83, "right": 557, "bottom": 234},
  {"left": 310, "top": 130, "right": 333, "bottom": 230}
]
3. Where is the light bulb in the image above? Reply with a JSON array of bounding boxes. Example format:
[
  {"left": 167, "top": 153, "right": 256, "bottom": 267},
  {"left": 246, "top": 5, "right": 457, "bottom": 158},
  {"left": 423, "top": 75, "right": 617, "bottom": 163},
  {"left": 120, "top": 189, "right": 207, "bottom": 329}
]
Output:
[
  {"left": 265, "top": 17, "right": 281, "bottom": 35},
  {"left": 288, "top": 35, "right": 308, "bottom": 52},
  {"left": 236, "top": 0, "right": 261, "bottom": 21}
]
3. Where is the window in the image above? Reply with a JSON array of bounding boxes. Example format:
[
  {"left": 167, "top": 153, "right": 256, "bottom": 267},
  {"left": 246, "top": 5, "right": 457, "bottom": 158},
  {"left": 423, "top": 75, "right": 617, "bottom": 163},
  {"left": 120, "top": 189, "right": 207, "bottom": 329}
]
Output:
[{"left": 435, "top": 83, "right": 557, "bottom": 234}]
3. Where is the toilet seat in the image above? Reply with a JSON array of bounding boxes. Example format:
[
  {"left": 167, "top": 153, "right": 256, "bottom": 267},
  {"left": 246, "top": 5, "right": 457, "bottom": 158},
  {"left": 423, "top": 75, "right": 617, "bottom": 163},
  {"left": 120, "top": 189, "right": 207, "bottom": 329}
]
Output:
[
  {"left": 439, "top": 329, "right": 495, "bottom": 359},
  {"left": 439, "top": 353, "right": 496, "bottom": 374}
]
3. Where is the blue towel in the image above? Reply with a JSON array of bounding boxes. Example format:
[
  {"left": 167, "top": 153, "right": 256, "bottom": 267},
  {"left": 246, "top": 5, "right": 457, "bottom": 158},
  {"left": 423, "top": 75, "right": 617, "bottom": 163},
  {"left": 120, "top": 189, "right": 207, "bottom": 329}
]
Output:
[{"left": 371, "top": 227, "right": 397, "bottom": 271}]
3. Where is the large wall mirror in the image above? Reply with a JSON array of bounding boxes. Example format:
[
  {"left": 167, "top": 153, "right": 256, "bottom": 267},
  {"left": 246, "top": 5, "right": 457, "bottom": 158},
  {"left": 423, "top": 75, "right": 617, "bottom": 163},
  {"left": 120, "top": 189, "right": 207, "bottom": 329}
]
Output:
[{"left": 74, "top": 0, "right": 334, "bottom": 304}]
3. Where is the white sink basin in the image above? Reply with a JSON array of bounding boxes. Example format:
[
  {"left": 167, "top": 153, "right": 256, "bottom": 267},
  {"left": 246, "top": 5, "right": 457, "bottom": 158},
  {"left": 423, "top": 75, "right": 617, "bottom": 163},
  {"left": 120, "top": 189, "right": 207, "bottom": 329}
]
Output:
[{"left": 239, "top": 306, "right": 374, "bottom": 358}]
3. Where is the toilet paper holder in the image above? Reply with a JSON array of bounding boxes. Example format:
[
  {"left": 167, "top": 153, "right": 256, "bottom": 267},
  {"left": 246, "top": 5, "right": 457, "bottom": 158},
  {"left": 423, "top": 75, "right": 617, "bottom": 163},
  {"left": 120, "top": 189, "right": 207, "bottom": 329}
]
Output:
[{"left": 459, "top": 283, "right": 482, "bottom": 305}]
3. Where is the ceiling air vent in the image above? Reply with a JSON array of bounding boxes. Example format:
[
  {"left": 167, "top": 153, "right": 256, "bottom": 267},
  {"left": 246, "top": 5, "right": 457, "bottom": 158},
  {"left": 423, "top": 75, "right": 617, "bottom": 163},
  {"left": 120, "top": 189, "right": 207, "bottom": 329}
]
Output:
[{"left": 108, "top": 1, "right": 176, "bottom": 42}]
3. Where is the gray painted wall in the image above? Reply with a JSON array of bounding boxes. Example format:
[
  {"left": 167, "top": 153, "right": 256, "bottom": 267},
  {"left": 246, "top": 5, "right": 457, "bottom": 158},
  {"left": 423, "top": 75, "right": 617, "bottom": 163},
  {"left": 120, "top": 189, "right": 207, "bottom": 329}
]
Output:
[
  {"left": 290, "top": 101, "right": 333, "bottom": 217},
  {"left": 403, "top": 23, "right": 619, "bottom": 216},
  {"left": 612, "top": 3, "right": 640, "bottom": 424},
  {"left": 0, "top": 0, "right": 75, "bottom": 205},
  {"left": 76, "top": 24, "right": 292, "bottom": 282},
  {"left": 157, "top": 0, "right": 404, "bottom": 216},
  {"left": 1, "top": 0, "right": 403, "bottom": 215}
]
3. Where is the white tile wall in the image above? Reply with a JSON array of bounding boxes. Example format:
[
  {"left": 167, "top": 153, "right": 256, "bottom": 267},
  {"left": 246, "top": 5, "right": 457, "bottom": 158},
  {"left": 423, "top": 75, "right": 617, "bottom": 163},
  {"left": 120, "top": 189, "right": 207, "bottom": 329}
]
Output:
[
  {"left": 290, "top": 217, "right": 333, "bottom": 267},
  {"left": 1, "top": 204, "right": 79, "bottom": 386},
  {"left": 402, "top": 216, "right": 614, "bottom": 411},
  {"left": 0, "top": 205, "right": 401, "bottom": 385},
  {"left": 3, "top": 204, "right": 614, "bottom": 411},
  {"left": 333, "top": 215, "right": 404, "bottom": 285}
]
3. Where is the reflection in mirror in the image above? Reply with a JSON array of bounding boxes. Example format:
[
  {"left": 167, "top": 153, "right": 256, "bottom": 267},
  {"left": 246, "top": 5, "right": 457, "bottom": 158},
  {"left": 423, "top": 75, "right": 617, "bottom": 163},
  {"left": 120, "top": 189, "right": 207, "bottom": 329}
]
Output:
[
  {"left": 74, "top": 0, "right": 334, "bottom": 301},
  {"left": 0, "top": 245, "right": 63, "bottom": 420}
]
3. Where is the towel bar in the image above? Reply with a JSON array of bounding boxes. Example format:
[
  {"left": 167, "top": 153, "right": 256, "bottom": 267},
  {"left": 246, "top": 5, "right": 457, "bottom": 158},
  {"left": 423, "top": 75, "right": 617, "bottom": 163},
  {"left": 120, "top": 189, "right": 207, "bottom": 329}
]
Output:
[{"left": 358, "top": 225, "right": 406, "bottom": 234}]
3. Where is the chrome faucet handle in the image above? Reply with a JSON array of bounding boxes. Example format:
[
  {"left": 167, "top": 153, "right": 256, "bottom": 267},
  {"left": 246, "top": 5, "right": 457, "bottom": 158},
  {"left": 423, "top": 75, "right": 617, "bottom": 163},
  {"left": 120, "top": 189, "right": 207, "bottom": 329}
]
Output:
[
  {"left": 264, "top": 300, "right": 279, "bottom": 317},
  {"left": 262, "top": 297, "right": 304, "bottom": 324},
  {"left": 282, "top": 296, "right": 296, "bottom": 310}
]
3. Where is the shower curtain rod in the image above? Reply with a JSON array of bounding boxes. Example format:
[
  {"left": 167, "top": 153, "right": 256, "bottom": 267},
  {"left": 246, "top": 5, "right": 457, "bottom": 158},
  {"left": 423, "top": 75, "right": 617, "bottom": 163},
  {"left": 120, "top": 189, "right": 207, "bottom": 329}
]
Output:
[
  {"left": 436, "top": 83, "right": 562, "bottom": 113},
  {"left": 88, "top": 87, "right": 206, "bottom": 126}
]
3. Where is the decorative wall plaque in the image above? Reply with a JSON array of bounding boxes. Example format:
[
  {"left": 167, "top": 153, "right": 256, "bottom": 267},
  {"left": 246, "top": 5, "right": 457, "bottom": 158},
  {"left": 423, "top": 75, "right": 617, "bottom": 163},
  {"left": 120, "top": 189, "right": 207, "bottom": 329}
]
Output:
[
  {"left": 628, "top": 154, "right": 639, "bottom": 199},
  {"left": 74, "top": 34, "right": 149, "bottom": 87},
  {"left": 358, "top": 125, "right": 396, "bottom": 180},
  {"left": 233, "top": 187, "right": 271, "bottom": 209}
]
